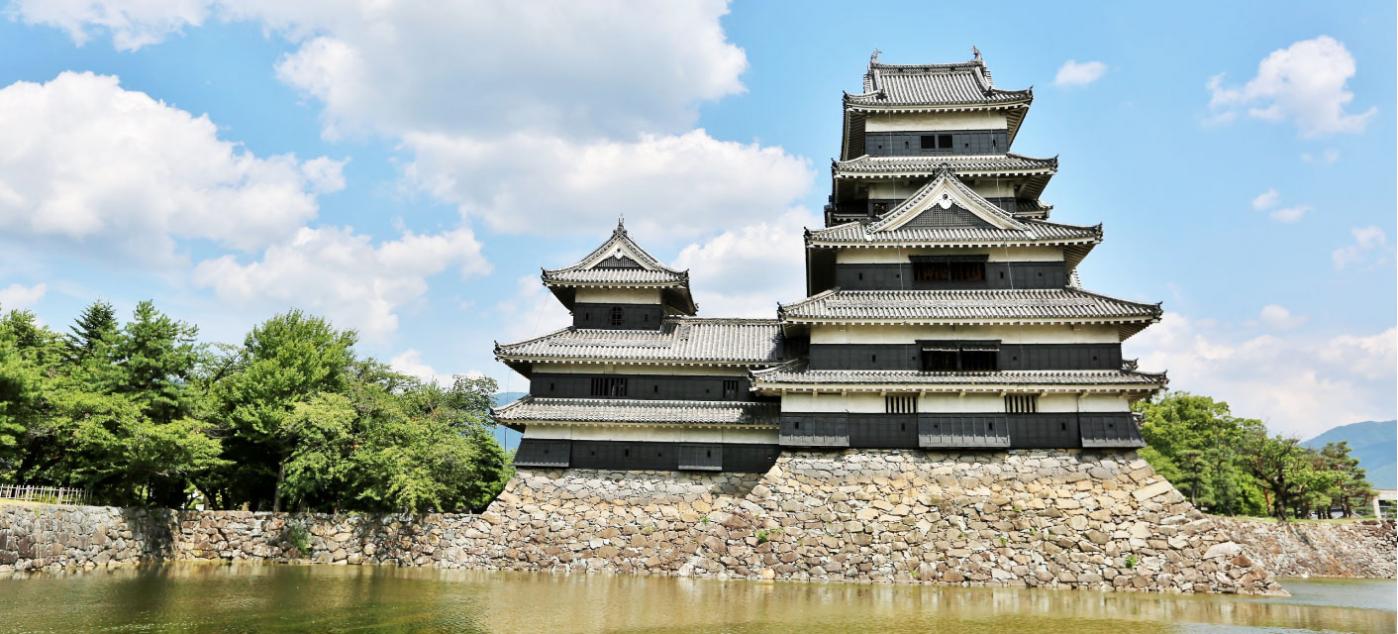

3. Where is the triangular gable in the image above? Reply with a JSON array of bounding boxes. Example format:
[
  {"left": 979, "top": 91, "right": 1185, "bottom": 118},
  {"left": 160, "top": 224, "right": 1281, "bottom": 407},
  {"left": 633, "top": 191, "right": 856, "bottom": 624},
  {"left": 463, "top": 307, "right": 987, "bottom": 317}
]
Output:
[
  {"left": 570, "top": 221, "right": 675, "bottom": 273},
  {"left": 869, "top": 167, "right": 1026, "bottom": 233}
]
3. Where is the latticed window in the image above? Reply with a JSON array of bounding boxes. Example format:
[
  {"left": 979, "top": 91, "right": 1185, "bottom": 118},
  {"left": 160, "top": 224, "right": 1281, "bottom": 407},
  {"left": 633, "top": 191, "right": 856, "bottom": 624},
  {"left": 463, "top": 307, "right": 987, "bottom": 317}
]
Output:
[
  {"left": 913, "top": 260, "right": 985, "bottom": 282},
  {"left": 609, "top": 306, "right": 625, "bottom": 326},
  {"left": 1005, "top": 394, "right": 1039, "bottom": 413},
  {"left": 590, "top": 377, "right": 628, "bottom": 397},
  {"left": 722, "top": 379, "right": 739, "bottom": 400},
  {"left": 885, "top": 394, "right": 918, "bottom": 414}
]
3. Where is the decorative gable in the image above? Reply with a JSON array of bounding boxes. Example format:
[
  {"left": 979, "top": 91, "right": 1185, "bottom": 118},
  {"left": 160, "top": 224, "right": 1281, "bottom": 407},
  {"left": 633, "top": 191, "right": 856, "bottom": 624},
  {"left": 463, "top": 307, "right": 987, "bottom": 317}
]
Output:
[{"left": 870, "top": 166, "right": 1026, "bottom": 234}]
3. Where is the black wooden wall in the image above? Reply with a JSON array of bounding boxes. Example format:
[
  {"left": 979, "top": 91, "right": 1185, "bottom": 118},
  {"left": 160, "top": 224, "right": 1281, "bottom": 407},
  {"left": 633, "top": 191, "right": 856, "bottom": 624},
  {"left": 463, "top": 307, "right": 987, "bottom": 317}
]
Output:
[
  {"left": 864, "top": 129, "right": 1009, "bottom": 156},
  {"left": 778, "top": 412, "right": 1139, "bottom": 449},
  {"left": 572, "top": 303, "right": 664, "bottom": 330},
  {"left": 530, "top": 373, "right": 753, "bottom": 401},
  {"left": 513, "top": 438, "right": 780, "bottom": 472},
  {"left": 835, "top": 262, "right": 1068, "bottom": 290},
  {"left": 807, "top": 343, "right": 1122, "bottom": 371}
]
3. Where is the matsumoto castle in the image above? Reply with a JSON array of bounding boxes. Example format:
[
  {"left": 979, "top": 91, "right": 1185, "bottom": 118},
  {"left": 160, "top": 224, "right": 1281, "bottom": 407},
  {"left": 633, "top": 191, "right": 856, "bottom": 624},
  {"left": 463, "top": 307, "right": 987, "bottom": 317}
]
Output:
[{"left": 495, "top": 52, "right": 1166, "bottom": 472}]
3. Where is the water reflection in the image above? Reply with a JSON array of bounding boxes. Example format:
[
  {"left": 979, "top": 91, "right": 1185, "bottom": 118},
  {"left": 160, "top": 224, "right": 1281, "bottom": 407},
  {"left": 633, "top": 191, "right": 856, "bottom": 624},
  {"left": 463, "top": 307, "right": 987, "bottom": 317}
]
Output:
[{"left": 0, "top": 564, "right": 1391, "bottom": 634}]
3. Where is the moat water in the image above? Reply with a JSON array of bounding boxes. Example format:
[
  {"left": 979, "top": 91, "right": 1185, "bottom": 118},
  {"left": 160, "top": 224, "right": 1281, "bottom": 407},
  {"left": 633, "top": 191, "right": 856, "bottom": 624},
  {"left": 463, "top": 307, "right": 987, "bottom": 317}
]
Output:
[{"left": 0, "top": 564, "right": 1392, "bottom": 633}]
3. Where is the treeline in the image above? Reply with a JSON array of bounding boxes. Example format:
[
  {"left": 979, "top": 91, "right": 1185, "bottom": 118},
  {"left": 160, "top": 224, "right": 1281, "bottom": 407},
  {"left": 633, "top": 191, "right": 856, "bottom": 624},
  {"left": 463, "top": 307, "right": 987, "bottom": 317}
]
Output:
[
  {"left": 0, "top": 301, "right": 510, "bottom": 513},
  {"left": 1135, "top": 393, "right": 1372, "bottom": 520}
]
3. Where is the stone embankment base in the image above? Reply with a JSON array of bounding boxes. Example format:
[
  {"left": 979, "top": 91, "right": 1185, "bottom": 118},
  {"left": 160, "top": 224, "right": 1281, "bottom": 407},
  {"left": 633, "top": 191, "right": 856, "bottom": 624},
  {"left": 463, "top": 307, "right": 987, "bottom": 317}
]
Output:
[{"left": 3, "top": 450, "right": 1393, "bottom": 595}]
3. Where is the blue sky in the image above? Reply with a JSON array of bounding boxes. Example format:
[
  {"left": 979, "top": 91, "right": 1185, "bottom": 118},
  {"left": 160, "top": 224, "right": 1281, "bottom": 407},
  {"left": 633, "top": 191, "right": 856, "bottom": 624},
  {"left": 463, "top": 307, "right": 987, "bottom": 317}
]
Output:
[{"left": 0, "top": 1, "right": 1391, "bottom": 437}]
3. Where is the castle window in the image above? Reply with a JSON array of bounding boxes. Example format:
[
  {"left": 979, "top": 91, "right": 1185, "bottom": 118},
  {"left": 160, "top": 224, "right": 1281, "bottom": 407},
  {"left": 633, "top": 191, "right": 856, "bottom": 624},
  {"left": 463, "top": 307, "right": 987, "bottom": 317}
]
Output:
[
  {"left": 913, "top": 260, "right": 985, "bottom": 283},
  {"left": 590, "top": 377, "right": 628, "bottom": 397},
  {"left": 609, "top": 306, "right": 624, "bottom": 326},
  {"left": 920, "top": 341, "right": 1000, "bottom": 372},
  {"left": 722, "top": 379, "right": 739, "bottom": 399},
  {"left": 920, "top": 135, "right": 936, "bottom": 149},
  {"left": 937, "top": 134, "right": 953, "bottom": 149},
  {"left": 1005, "top": 394, "right": 1039, "bottom": 414},
  {"left": 885, "top": 394, "right": 918, "bottom": 414}
]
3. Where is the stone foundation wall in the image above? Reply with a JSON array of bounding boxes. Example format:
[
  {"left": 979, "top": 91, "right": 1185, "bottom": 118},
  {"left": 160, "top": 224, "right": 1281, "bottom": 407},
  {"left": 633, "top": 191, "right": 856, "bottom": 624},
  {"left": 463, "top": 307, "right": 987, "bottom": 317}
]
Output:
[{"left": 3, "top": 449, "right": 1394, "bottom": 594}]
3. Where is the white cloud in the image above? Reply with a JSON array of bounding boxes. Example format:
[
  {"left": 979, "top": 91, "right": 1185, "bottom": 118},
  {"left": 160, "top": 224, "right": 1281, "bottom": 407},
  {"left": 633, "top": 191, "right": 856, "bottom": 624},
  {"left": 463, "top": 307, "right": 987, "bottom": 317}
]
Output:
[
  {"left": 1129, "top": 313, "right": 1395, "bottom": 437},
  {"left": 1250, "top": 188, "right": 1279, "bottom": 210},
  {"left": 1301, "top": 148, "right": 1341, "bottom": 164},
  {"left": 1053, "top": 60, "right": 1107, "bottom": 87},
  {"left": 9, "top": 0, "right": 210, "bottom": 50},
  {"left": 1332, "top": 225, "right": 1389, "bottom": 269},
  {"left": 1269, "top": 205, "right": 1310, "bottom": 223},
  {"left": 673, "top": 209, "right": 815, "bottom": 317},
  {"left": 0, "top": 72, "right": 337, "bottom": 263},
  {"left": 16, "top": 1, "right": 749, "bottom": 140},
  {"left": 1207, "top": 36, "right": 1376, "bottom": 137},
  {"left": 405, "top": 129, "right": 812, "bottom": 240},
  {"left": 495, "top": 275, "right": 570, "bottom": 342},
  {"left": 0, "top": 282, "right": 46, "bottom": 310},
  {"left": 1258, "top": 304, "right": 1307, "bottom": 330},
  {"left": 192, "top": 225, "right": 489, "bottom": 341},
  {"left": 389, "top": 349, "right": 478, "bottom": 385}
]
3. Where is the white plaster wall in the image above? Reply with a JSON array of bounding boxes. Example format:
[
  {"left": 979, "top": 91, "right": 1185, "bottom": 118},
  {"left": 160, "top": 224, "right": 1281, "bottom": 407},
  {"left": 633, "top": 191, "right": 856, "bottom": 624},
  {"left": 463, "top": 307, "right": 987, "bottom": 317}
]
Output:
[
  {"left": 574, "top": 288, "right": 662, "bottom": 304},
  {"left": 809, "top": 324, "right": 1120, "bottom": 345},
  {"left": 834, "top": 246, "right": 1065, "bottom": 263},
  {"left": 524, "top": 426, "right": 777, "bottom": 444},
  {"left": 864, "top": 111, "right": 1008, "bottom": 132}
]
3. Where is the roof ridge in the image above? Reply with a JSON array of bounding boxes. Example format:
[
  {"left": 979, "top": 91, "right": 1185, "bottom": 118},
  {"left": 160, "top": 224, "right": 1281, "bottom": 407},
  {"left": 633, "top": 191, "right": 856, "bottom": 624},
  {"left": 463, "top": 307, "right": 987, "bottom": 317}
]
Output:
[{"left": 866, "top": 165, "right": 1025, "bottom": 232}]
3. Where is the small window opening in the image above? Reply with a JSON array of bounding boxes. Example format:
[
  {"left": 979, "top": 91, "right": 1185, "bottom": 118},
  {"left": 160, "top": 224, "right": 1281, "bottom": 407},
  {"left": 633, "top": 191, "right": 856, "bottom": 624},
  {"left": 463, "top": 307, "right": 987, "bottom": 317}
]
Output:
[
  {"left": 913, "top": 260, "right": 985, "bottom": 283},
  {"left": 609, "top": 306, "right": 624, "bottom": 327},
  {"left": 937, "top": 134, "right": 953, "bottom": 149},
  {"left": 920, "top": 135, "right": 936, "bottom": 149},
  {"left": 1005, "top": 394, "right": 1039, "bottom": 414},
  {"left": 590, "top": 377, "right": 628, "bottom": 397},
  {"left": 885, "top": 394, "right": 918, "bottom": 414},
  {"left": 722, "top": 379, "right": 739, "bottom": 399}
]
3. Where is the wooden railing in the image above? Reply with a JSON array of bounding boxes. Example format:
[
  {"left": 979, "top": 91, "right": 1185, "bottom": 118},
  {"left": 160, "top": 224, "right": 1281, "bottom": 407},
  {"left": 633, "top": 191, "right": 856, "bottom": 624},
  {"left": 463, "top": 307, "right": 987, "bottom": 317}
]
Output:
[{"left": 0, "top": 484, "right": 90, "bottom": 506}]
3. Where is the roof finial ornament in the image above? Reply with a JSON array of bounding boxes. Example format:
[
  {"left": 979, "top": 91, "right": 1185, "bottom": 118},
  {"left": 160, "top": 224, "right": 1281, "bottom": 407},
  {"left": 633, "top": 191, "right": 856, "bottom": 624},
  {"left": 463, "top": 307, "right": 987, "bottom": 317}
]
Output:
[
  {"left": 615, "top": 214, "right": 626, "bottom": 233},
  {"left": 870, "top": 48, "right": 881, "bottom": 66},
  {"left": 972, "top": 45, "right": 981, "bottom": 62}
]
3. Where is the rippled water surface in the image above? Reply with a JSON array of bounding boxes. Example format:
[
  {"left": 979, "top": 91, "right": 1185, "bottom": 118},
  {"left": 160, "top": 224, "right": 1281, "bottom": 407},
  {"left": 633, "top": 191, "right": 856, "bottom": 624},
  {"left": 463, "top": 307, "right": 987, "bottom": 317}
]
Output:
[{"left": 0, "top": 564, "right": 1392, "bottom": 633}]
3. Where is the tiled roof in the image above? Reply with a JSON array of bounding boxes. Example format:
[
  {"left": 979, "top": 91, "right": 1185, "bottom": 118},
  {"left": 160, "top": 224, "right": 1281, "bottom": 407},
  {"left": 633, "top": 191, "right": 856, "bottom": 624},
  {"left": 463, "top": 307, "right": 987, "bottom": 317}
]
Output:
[
  {"left": 809, "top": 219, "right": 1100, "bottom": 247},
  {"left": 812, "top": 166, "right": 1098, "bottom": 248},
  {"left": 542, "top": 221, "right": 689, "bottom": 289},
  {"left": 492, "top": 396, "right": 779, "bottom": 427},
  {"left": 845, "top": 60, "right": 1031, "bottom": 108},
  {"left": 779, "top": 289, "right": 1162, "bottom": 327},
  {"left": 834, "top": 153, "right": 1056, "bottom": 177},
  {"left": 495, "top": 318, "right": 785, "bottom": 367},
  {"left": 750, "top": 365, "right": 1168, "bottom": 392}
]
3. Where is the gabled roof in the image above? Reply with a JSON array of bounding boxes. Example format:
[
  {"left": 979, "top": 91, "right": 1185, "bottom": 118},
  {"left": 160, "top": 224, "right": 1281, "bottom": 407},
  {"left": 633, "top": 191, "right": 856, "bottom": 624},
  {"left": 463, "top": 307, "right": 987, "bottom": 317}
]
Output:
[
  {"left": 843, "top": 54, "right": 1034, "bottom": 143},
  {"left": 492, "top": 396, "right": 779, "bottom": 428},
  {"left": 866, "top": 165, "right": 1026, "bottom": 231},
  {"left": 833, "top": 153, "right": 1057, "bottom": 203},
  {"left": 541, "top": 220, "right": 695, "bottom": 313},
  {"left": 749, "top": 363, "right": 1167, "bottom": 394},
  {"left": 495, "top": 317, "right": 786, "bottom": 372},
  {"left": 778, "top": 288, "right": 1163, "bottom": 338},
  {"left": 808, "top": 168, "right": 1101, "bottom": 264}
]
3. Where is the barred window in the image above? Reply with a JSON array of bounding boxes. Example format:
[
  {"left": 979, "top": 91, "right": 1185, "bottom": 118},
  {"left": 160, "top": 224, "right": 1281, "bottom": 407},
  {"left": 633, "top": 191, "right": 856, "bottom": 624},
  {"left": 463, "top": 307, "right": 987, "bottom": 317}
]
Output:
[
  {"left": 1005, "top": 394, "right": 1039, "bottom": 413},
  {"left": 609, "top": 306, "right": 624, "bottom": 327},
  {"left": 590, "top": 377, "right": 628, "bottom": 397},
  {"left": 722, "top": 379, "right": 739, "bottom": 400},
  {"left": 885, "top": 394, "right": 918, "bottom": 414}
]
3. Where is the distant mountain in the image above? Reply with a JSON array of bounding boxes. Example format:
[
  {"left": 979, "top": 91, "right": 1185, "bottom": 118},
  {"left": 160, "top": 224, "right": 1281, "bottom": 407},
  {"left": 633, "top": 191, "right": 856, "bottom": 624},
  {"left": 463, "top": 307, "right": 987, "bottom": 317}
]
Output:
[
  {"left": 488, "top": 392, "right": 526, "bottom": 451},
  {"left": 1304, "top": 420, "right": 1396, "bottom": 489}
]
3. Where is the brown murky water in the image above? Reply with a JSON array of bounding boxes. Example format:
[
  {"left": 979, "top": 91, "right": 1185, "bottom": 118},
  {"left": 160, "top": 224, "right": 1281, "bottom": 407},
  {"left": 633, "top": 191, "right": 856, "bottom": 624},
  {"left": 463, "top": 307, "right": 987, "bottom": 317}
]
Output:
[{"left": 0, "top": 564, "right": 1392, "bottom": 633}]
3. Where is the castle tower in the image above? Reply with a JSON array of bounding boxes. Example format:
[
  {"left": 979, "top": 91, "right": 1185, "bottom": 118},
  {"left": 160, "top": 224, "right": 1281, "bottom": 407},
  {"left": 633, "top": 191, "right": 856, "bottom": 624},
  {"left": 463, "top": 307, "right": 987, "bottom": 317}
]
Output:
[{"left": 494, "top": 51, "right": 1166, "bottom": 470}]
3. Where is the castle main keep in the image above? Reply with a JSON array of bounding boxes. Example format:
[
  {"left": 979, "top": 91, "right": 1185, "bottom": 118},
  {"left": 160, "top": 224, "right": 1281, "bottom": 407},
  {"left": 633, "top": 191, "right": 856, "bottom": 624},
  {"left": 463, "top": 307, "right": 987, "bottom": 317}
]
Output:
[{"left": 495, "top": 51, "right": 1166, "bottom": 470}]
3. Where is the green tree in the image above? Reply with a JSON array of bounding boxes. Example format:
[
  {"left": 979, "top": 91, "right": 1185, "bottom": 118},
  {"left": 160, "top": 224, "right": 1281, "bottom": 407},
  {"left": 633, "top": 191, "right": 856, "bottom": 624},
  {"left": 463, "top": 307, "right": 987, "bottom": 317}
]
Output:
[
  {"left": 1134, "top": 392, "right": 1266, "bottom": 515},
  {"left": 212, "top": 310, "right": 356, "bottom": 510},
  {"left": 1317, "top": 442, "right": 1373, "bottom": 517},
  {"left": 65, "top": 300, "right": 118, "bottom": 362}
]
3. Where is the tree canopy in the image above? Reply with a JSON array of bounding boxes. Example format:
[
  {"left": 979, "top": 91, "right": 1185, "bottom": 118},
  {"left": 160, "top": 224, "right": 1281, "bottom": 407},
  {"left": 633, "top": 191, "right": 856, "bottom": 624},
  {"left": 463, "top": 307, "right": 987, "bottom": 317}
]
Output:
[
  {"left": 0, "top": 301, "right": 510, "bottom": 513},
  {"left": 1135, "top": 392, "right": 1373, "bottom": 520}
]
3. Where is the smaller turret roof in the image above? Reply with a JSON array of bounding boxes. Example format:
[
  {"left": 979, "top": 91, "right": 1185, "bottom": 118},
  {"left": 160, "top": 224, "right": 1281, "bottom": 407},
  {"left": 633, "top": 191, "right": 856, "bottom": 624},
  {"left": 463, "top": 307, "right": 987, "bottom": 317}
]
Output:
[
  {"left": 845, "top": 56, "right": 1032, "bottom": 109},
  {"left": 541, "top": 220, "right": 696, "bottom": 314}
]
